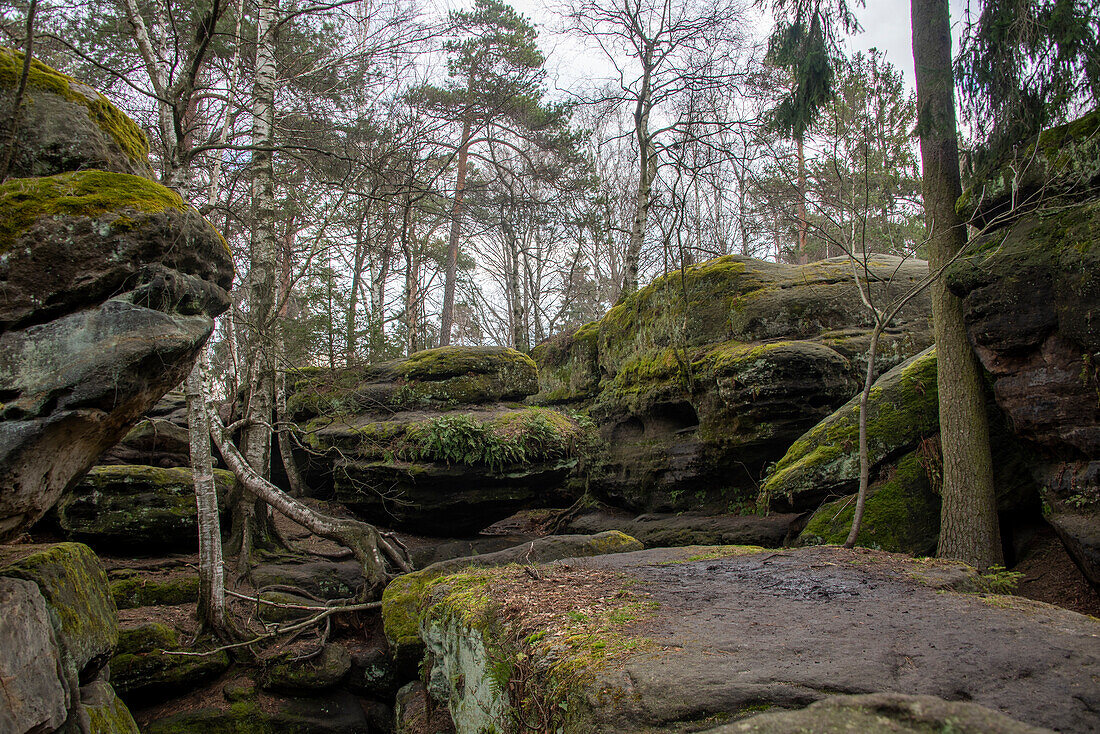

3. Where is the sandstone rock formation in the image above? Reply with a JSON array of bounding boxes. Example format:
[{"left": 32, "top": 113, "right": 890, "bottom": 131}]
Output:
[
  {"left": 415, "top": 545, "right": 1098, "bottom": 733},
  {"left": 761, "top": 349, "right": 1039, "bottom": 555},
  {"left": 947, "top": 109, "right": 1100, "bottom": 585},
  {"left": 0, "top": 49, "right": 233, "bottom": 541},
  {"left": 57, "top": 465, "right": 235, "bottom": 551},
  {"left": 0, "top": 542, "right": 138, "bottom": 734},
  {"left": 531, "top": 255, "right": 934, "bottom": 514},
  {"left": 291, "top": 346, "right": 588, "bottom": 534}
]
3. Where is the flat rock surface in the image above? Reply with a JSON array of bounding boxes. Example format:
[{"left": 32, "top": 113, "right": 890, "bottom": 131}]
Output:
[{"left": 560, "top": 546, "right": 1099, "bottom": 733}]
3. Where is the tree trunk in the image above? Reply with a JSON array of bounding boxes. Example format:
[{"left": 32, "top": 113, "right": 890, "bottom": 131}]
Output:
[
  {"left": 624, "top": 91, "right": 653, "bottom": 298},
  {"left": 231, "top": 0, "right": 283, "bottom": 568},
  {"left": 440, "top": 118, "right": 472, "bottom": 346},
  {"left": 845, "top": 324, "right": 880, "bottom": 547},
  {"left": 797, "top": 134, "right": 808, "bottom": 264},
  {"left": 346, "top": 218, "right": 366, "bottom": 364},
  {"left": 186, "top": 359, "right": 232, "bottom": 639},
  {"left": 210, "top": 409, "right": 410, "bottom": 593},
  {"left": 911, "top": 0, "right": 1002, "bottom": 569}
]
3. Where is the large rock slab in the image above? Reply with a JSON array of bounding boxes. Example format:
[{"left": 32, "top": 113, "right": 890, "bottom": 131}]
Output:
[
  {"left": 1, "top": 542, "right": 118, "bottom": 684},
  {"left": 532, "top": 255, "right": 934, "bottom": 514},
  {"left": 707, "top": 693, "right": 1051, "bottom": 733},
  {"left": 0, "top": 56, "right": 232, "bottom": 541},
  {"left": 57, "top": 465, "right": 234, "bottom": 552},
  {"left": 294, "top": 347, "right": 588, "bottom": 534},
  {"left": 110, "top": 623, "right": 230, "bottom": 703},
  {"left": 417, "top": 545, "right": 1100, "bottom": 733},
  {"left": 563, "top": 508, "right": 798, "bottom": 548},
  {"left": 382, "top": 530, "right": 643, "bottom": 676}
]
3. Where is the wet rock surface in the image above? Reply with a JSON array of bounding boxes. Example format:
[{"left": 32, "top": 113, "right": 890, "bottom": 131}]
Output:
[{"left": 420, "top": 545, "right": 1100, "bottom": 733}]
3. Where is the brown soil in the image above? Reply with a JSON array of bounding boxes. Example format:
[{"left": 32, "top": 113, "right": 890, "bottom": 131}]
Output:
[{"left": 1013, "top": 528, "right": 1100, "bottom": 617}]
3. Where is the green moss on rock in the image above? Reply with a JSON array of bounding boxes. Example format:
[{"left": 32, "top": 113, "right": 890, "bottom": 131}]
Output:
[
  {"left": 261, "top": 643, "right": 351, "bottom": 692},
  {"left": 0, "top": 170, "right": 184, "bottom": 253},
  {"left": 0, "top": 47, "right": 150, "bottom": 167},
  {"left": 0, "top": 542, "right": 118, "bottom": 681},
  {"left": 59, "top": 465, "right": 234, "bottom": 551},
  {"left": 110, "top": 572, "right": 199, "bottom": 610},
  {"left": 288, "top": 346, "right": 538, "bottom": 419},
  {"left": 110, "top": 623, "right": 230, "bottom": 701},
  {"left": 761, "top": 348, "right": 939, "bottom": 511},
  {"left": 798, "top": 451, "right": 941, "bottom": 555},
  {"left": 957, "top": 108, "right": 1100, "bottom": 226},
  {"left": 381, "top": 531, "right": 643, "bottom": 674}
]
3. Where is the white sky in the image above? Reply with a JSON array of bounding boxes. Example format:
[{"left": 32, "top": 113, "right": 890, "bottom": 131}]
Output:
[{"left": 470, "top": 0, "right": 976, "bottom": 97}]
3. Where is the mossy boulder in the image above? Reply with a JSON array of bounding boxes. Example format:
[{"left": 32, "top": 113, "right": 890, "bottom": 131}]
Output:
[
  {"left": 109, "top": 570, "right": 199, "bottom": 610},
  {"left": 288, "top": 345, "right": 538, "bottom": 420},
  {"left": 0, "top": 576, "right": 70, "bottom": 733},
  {"left": 531, "top": 255, "right": 933, "bottom": 515},
  {"left": 110, "top": 623, "right": 230, "bottom": 703},
  {"left": 957, "top": 107, "right": 1100, "bottom": 228},
  {"left": 304, "top": 406, "right": 589, "bottom": 535},
  {"left": 260, "top": 642, "right": 352, "bottom": 692},
  {"left": 0, "top": 170, "right": 232, "bottom": 331},
  {"left": 797, "top": 451, "right": 941, "bottom": 555},
  {"left": 761, "top": 349, "right": 940, "bottom": 512},
  {"left": 381, "top": 531, "right": 643, "bottom": 676},
  {"left": 762, "top": 349, "right": 1039, "bottom": 518},
  {"left": 0, "top": 70, "right": 232, "bottom": 542},
  {"left": 533, "top": 255, "right": 931, "bottom": 397},
  {"left": 57, "top": 465, "right": 234, "bottom": 552},
  {"left": 0, "top": 542, "right": 118, "bottom": 684},
  {"left": 62, "top": 680, "right": 141, "bottom": 734},
  {"left": 0, "top": 46, "right": 151, "bottom": 177}
]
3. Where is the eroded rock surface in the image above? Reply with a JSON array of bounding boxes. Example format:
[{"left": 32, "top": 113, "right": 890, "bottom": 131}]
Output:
[
  {"left": 0, "top": 53, "right": 232, "bottom": 541},
  {"left": 417, "top": 545, "right": 1099, "bottom": 733},
  {"left": 531, "top": 255, "right": 933, "bottom": 513},
  {"left": 0, "top": 542, "right": 138, "bottom": 734},
  {"left": 947, "top": 109, "right": 1100, "bottom": 585},
  {"left": 292, "top": 346, "right": 588, "bottom": 534}
]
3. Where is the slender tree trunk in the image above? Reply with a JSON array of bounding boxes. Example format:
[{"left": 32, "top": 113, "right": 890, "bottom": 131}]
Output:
[
  {"left": 845, "top": 324, "right": 881, "bottom": 547},
  {"left": 230, "top": 0, "right": 282, "bottom": 568},
  {"left": 624, "top": 67, "right": 654, "bottom": 299},
  {"left": 440, "top": 117, "right": 472, "bottom": 346},
  {"left": 186, "top": 359, "right": 231, "bottom": 638},
  {"left": 210, "top": 410, "right": 411, "bottom": 593},
  {"left": 797, "top": 135, "right": 808, "bottom": 264},
  {"left": 274, "top": 367, "right": 305, "bottom": 497},
  {"left": 400, "top": 195, "right": 420, "bottom": 355},
  {"left": 911, "top": 0, "right": 1002, "bottom": 569},
  {"left": 346, "top": 218, "right": 366, "bottom": 364}
]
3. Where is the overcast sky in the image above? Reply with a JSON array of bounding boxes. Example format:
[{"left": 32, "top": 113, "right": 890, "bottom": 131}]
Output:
[{"left": 460, "top": 0, "right": 975, "bottom": 97}]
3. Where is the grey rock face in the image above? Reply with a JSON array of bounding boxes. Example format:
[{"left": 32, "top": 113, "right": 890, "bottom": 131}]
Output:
[
  {"left": 0, "top": 576, "right": 70, "bottom": 734},
  {"left": 0, "top": 57, "right": 232, "bottom": 541}
]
